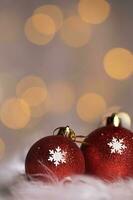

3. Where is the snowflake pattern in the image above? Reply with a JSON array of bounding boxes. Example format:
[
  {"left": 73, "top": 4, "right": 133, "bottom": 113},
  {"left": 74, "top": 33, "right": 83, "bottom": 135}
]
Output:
[
  {"left": 107, "top": 137, "right": 127, "bottom": 155},
  {"left": 48, "top": 146, "right": 67, "bottom": 166}
]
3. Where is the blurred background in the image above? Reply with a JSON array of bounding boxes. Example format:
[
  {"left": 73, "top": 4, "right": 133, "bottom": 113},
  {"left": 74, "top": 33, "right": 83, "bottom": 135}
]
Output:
[{"left": 0, "top": 0, "right": 132, "bottom": 186}]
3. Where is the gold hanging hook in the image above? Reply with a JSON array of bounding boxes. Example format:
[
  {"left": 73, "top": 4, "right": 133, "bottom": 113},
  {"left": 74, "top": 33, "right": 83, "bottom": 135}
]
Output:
[
  {"left": 106, "top": 113, "right": 121, "bottom": 127},
  {"left": 53, "top": 126, "right": 87, "bottom": 145}
]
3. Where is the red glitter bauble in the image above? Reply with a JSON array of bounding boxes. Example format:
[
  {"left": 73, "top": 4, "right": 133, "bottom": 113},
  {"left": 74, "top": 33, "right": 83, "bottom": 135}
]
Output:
[
  {"left": 81, "top": 114, "right": 133, "bottom": 181},
  {"left": 25, "top": 127, "right": 85, "bottom": 182}
]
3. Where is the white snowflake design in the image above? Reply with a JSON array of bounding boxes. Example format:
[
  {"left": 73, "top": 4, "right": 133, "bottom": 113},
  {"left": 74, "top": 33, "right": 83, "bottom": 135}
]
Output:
[
  {"left": 48, "top": 146, "right": 67, "bottom": 166},
  {"left": 107, "top": 137, "right": 127, "bottom": 155}
]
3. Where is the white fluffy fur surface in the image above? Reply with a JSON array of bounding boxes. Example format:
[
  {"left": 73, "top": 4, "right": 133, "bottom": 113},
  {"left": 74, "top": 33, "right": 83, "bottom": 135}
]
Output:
[{"left": 3, "top": 175, "right": 133, "bottom": 200}]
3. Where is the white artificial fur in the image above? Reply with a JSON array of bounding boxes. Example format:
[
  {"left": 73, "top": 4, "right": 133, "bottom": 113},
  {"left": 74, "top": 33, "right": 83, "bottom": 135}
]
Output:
[{"left": 4, "top": 175, "right": 133, "bottom": 200}]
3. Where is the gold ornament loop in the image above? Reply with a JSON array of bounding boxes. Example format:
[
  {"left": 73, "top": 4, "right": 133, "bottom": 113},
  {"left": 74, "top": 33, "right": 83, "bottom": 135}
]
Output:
[
  {"left": 53, "top": 126, "right": 76, "bottom": 141},
  {"left": 106, "top": 113, "right": 121, "bottom": 127},
  {"left": 53, "top": 126, "right": 87, "bottom": 144}
]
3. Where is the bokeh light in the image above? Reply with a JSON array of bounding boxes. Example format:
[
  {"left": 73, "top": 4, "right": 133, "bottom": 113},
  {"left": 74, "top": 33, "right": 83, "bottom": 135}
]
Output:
[
  {"left": 104, "top": 48, "right": 133, "bottom": 80},
  {"left": 16, "top": 75, "right": 47, "bottom": 107},
  {"left": 0, "top": 97, "right": 31, "bottom": 130},
  {"left": 0, "top": 84, "right": 4, "bottom": 104},
  {"left": 0, "top": 73, "right": 17, "bottom": 104},
  {"left": 78, "top": 0, "right": 111, "bottom": 24},
  {"left": 31, "top": 14, "right": 56, "bottom": 35},
  {"left": 16, "top": 75, "right": 46, "bottom": 96},
  {"left": 60, "top": 15, "right": 91, "bottom": 47},
  {"left": 31, "top": 99, "right": 49, "bottom": 118},
  {"left": 24, "top": 16, "right": 54, "bottom": 45},
  {"left": 21, "top": 86, "right": 47, "bottom": 107},
  {"left": 77, "top": 93, "right": 107, "bottom": 122},
  {"left": 34, "top": 4, "right": 63, "bottom": 32},
  {"left": 0, "top": 138, "right": 5, "bottom": 160},
  {"left": 0, "top": 11, "right": 21, "bottom": 42},
  {"left": 48, "top": 81, "right": 75, "bottom": 114}
]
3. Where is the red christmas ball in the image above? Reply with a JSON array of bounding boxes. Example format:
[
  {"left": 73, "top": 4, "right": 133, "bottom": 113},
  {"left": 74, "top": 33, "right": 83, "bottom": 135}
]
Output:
[
  {"left": 25, "top": 126, "right": 85, "bottom": 182},
  {"left": 81, "top": 114, "right": 133, "bottom": 181}
]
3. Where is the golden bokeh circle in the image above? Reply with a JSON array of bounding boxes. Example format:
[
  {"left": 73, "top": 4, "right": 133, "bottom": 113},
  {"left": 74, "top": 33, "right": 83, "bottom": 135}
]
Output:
[
  {"left": 21, "top": 86, "right": 47, "bottom": 107},
  {"left": 24, "top": 17, "right": 54, "bottom": 45},
  {"left": 31, "top": 98, "right": 49, "bottom": 118},
  {"left": 0, "top": 98, "right": 31, "bottom": 129},
  {"left": 31, "top": 14, "right": 56, "bottom": 35},
  {"left": 60, "top": 15, "right": 91, "bottom": 48},
  {"left": 16, "top": 75, "right": 47, "bottom": 96},
  {"left": 104, "top": 48, "right": 133, "bottom": 80},
  {"left": 48, "top": 82, "right": 75, "bottom": 114},
  {"left": 0, "top": 138, "right": 5, "bottom": 160},
  {"left": 77, "top": 93, "right": 107, "bottom": 122},
  {"left": 34, "top": 4, "right": 63, "bottom": 32},
  {"left": 78, "top": 0, "right": 111, "bottom": 24}
]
